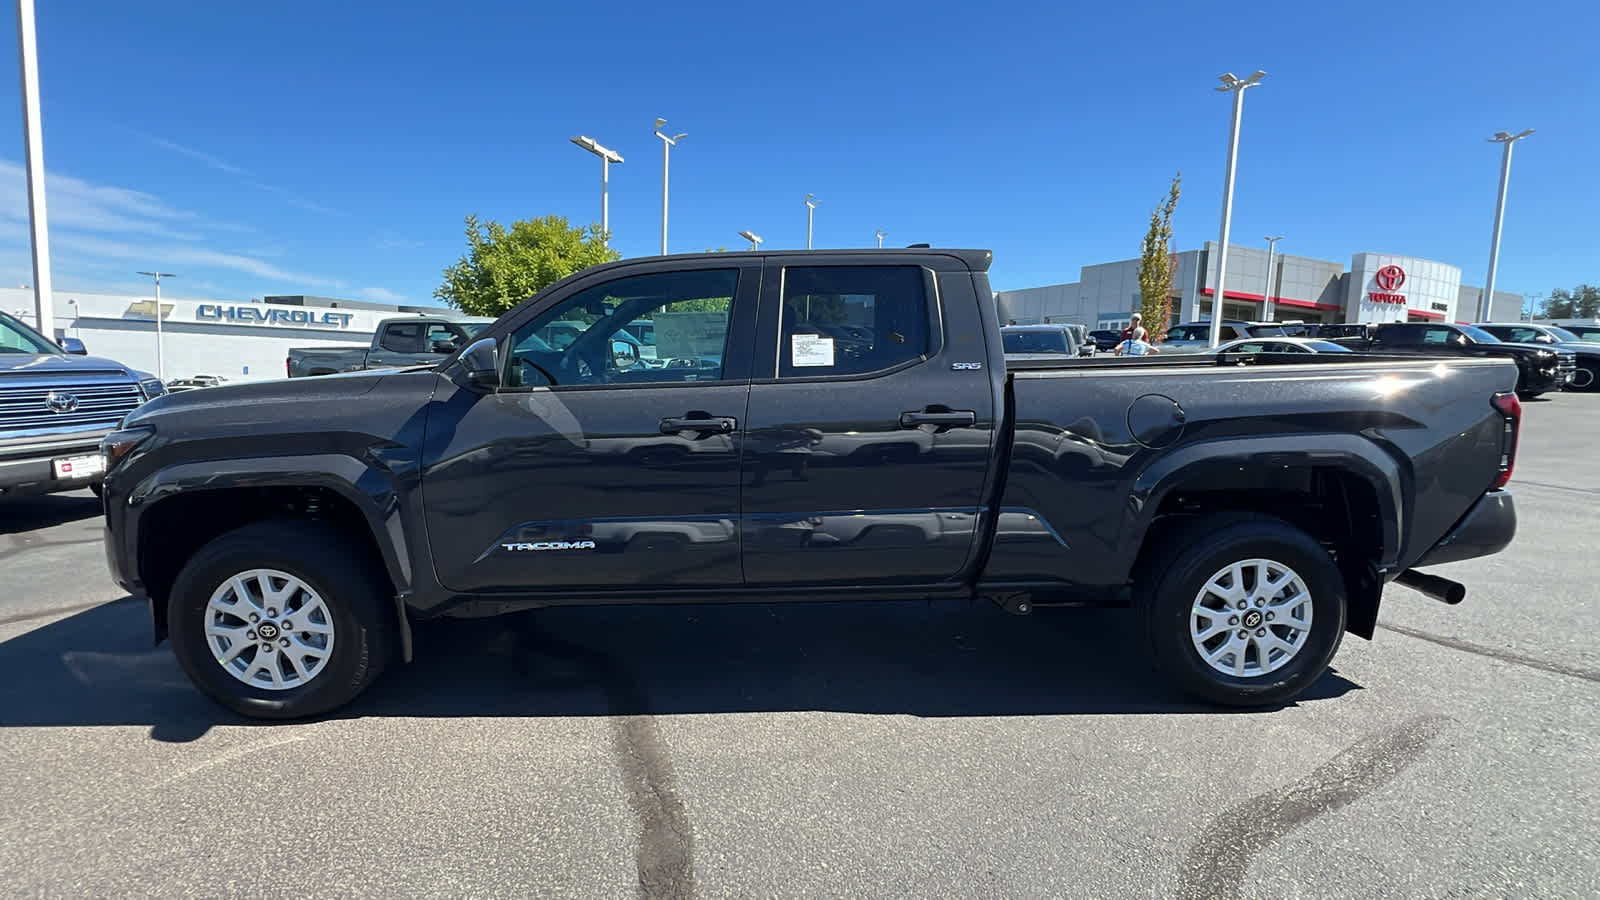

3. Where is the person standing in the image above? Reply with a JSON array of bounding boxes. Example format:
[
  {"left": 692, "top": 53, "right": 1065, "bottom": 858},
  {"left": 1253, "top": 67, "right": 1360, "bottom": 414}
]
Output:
[{"left": 1120, "top": 313, "right": 1148, "bottom": 344}]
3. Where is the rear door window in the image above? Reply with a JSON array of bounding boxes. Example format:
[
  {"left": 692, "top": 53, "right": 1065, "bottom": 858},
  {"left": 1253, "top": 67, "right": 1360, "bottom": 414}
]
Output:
[{"left": 778, "top": 266, "right": 932, "bottom": 378}]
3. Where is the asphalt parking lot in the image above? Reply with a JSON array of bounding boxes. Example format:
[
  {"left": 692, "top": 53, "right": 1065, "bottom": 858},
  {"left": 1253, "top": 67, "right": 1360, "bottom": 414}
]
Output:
[{"left": 2, "top": 395, "right": 1596, "bottom": 899}]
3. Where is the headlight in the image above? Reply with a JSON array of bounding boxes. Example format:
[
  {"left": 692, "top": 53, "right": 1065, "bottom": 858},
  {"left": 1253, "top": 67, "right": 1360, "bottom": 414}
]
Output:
[
  {"left": 101, "top": 426, "right": 155, "bottom": 474},
  {"left": 138, "top": 378, "right": 166, "bottom": 400}
]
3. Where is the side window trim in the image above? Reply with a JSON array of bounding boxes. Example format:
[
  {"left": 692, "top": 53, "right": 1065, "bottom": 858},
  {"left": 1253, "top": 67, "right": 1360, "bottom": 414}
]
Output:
[
  {"left": 492, "top": 263, "right": 756, "bottom": 393},
  {"left": 760, "top": 264, "right": 942, "bottom": 383}
]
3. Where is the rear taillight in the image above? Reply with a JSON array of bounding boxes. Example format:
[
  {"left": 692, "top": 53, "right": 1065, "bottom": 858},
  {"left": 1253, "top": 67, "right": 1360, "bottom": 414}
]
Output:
[{"left": 1490, "top": 391, "right": 1520, "bottom": 488}]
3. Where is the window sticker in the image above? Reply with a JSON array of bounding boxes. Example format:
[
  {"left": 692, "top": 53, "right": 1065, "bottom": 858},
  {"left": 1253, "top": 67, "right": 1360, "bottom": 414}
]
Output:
[{"left": 791, "top": 334, "right": 835, "bottom": 367}]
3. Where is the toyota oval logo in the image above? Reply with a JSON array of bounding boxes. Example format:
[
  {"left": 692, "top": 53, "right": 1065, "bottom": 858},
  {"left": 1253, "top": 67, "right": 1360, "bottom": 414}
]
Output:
[
  {"left": 1375, "top": 265, "right": 1406, "bottom": 292},
  {"left": 44, "top": 391, "right": 79, "bottom": 413}
]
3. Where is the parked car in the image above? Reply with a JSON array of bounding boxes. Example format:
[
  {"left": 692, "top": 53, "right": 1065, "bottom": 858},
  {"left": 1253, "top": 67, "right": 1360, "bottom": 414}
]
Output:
[
  {"left": 1474, "top": 323, "right": 1600, "bottom": 392},
  {"left": 1088, "top": 329, "right": 1122, "bottom": 352},
  {"left": 165, "top": 374, "right": 230, "bottom": 393},
  {"left": 1341, "top": 322, "right": 1570, "bottom": 398},
  {"left": 1159, "top": 320, "right": 1290, "bottom": 353},
  {"left": 286, "top": 314, "right": 496, "bottom": 377},
  {"left": 103, "top": 248, "right": 1519, "bottom": 719},
  {"left": 0, "top": 310, "right": 164, "bottom": 499},
  {"left": 1310, "top": 323, "right": 1371, "bottom": 342},
  {"left": 1551, "top": 322, "right": 1600, "bottom": 341},
  {"left": 1001, "top": 324, "right": 1092, "bottom": 358},
  {"left": 1214, "top": 337, "right": 1354, "bottom": 360}
]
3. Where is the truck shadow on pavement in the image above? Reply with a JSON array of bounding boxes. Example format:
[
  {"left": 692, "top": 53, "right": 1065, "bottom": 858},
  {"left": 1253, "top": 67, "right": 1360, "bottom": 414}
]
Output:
[
  {"left": 0, "top": 596, "right": 1361, "bottom": 741},
  {"left": 0, "top": 491, "right": 102, "bottom": 535}
]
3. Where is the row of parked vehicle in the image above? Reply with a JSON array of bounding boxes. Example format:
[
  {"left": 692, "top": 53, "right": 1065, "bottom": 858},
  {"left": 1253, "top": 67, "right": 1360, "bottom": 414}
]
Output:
[{"left": 1004, "top": 318, "right": 1600, "bottom": 398}]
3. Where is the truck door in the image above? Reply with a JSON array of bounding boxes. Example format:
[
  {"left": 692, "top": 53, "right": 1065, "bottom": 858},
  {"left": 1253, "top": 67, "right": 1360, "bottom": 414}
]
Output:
[
  {"left": 739, "top": 258, "right": 1000, "bottom": 586},
  {"left": 367, "top": 321, "right": 462, "bottom": 369},
  {"left": 420, "top": 260, "right": 759, "bottom": 593}
]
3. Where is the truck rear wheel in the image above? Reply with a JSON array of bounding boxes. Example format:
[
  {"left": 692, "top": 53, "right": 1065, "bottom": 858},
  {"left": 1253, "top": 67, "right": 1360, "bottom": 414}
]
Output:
[
  {"left": 1135, "top": 517, "right": 1346, "bottom": 707},
  {"left": 167, "top": 519, "right": 396, "bottom": 719}
]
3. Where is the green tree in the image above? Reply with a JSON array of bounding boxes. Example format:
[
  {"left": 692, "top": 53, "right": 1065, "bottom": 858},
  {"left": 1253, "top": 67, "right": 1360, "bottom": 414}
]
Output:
[
  {"left": 1540, "top": 285, "right": 1600, "bottom": 319},
  {"left": 435, "top": 214, "right": 620, "bottom": 317},
  {"left": 1137, "top": 172, "right": 1182, "bottom": 341}
]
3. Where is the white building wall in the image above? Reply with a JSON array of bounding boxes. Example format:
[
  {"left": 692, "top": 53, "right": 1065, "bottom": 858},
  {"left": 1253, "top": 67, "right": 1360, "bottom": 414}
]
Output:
[{"left": 2, "top": 288, "right": 392, "bottom": 382}]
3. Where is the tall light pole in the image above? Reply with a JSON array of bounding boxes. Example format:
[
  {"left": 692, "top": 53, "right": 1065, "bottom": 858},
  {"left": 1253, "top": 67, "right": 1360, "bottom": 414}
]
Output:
[
  {"left": 1479, "top": 129, "right": 1534, "bottom": 322},
  {"left": 1261, "top": 235, "right": 1283, "bottom": 321},
  {"left": 805, "top": 193, "right": 818, "bottom": 249},
  {"left": 875, "top": 229, "right": 887, "bottom": 248},
  {"left": 17, "top": 0, "right": 54, "bottom": 335},
  {"left": 653, "top": 118, "right": 686, "bottom": 256},
  {"left": 570, "top": 135, "right": 623, "bottom": 243},
  {"left": 136, "top": 271, "right": 176, "bottom": 381},
  {"left": 1208, "top": 70, "right": 1265, "bottom": 348},
  {"left": 738, "top": 230, "right": 762, "bottom": 251}
]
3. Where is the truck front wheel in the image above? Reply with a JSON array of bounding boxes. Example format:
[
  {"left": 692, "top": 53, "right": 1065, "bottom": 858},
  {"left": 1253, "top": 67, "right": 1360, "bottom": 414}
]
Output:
[
  {"left": 1136, "top": 517, "right": 1346, "bottom": 707},
  {"left": 167, "top": 520, "right": 396, "bottom": 719}
]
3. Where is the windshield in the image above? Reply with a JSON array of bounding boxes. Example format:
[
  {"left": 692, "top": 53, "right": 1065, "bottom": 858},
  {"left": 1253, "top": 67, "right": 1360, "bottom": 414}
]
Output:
[
  {"left": 460, "top": 322, "right": 493, "bottom": 338},
  {"left": 1002, "top": 330, "right": 1070, "bottom": 353},
  {"left": 1458, "top": 325, "right": 1501, "bottom": 343},
  {"left": 1305, "top": 340, "right": 1353, "bottom": 352},
  {"left": 0, "top": 311, "right": 60, "bottom": 354},
  {"left": 1545, "top": 326, "right": 1584, "bottom": 342}
]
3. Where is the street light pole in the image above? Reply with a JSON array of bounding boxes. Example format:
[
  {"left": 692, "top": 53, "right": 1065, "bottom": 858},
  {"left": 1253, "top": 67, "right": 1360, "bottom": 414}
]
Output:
[
  {"left": 805, "top": 193, "right": 818, "bottom": 249},
  {"left": 875, "top": 229, "right": 887, "bottom": 248},
  {"left": 16, "top": 0, "right": 54, "bottom": 336},
  {"left": 570, "top": 136, "right": 623, "bottom": 242},
  {"left": 1262, "top": 235, "right": 1283, "bottom": 321},
  {"left": 1480, "top": 129, "right": 1534, "bottom": 322},
  {"left": 738, "top": 230, "right": 762, "bottom": 251},
  {"left": 1208, "top": 70, "right": 1265, "bottom": 348},
  {"left": 653, "top": 119, "right": 687, "bottom": 256},
  {"left": 136, "top": 271, "right": 176, "bottom": 381}
]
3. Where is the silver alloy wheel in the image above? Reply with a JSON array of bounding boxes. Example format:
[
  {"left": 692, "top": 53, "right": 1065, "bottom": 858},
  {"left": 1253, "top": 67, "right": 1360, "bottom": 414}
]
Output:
[
  {"left": 204, "top": 568, "right": 336, "bottom": 691},
  {"left": 1189, "top": 558, "right": 1313, "bottom": 678}
]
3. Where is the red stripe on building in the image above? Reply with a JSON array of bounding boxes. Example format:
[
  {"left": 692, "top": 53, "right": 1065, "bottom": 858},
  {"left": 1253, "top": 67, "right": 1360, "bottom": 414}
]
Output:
[{"left": 1199, "top": 288, "right": 1342, "bottom": 311}]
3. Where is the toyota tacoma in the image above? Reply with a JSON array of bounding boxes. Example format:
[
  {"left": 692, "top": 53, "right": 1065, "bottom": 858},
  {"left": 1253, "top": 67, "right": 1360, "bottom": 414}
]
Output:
[{"left": 101, "top": 249, "right": 1521, "bottom": 718}]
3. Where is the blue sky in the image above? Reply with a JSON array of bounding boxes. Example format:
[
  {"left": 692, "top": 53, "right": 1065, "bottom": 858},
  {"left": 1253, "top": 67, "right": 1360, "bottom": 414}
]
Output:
[{"left": 0, "top": 0, "right": 1594, "bottom": 307}]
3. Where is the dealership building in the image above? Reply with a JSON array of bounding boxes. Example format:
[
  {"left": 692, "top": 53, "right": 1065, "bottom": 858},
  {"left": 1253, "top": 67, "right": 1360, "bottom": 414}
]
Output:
[
  {"left": 2, "top": 287, "right": 450, "bottom": 383},
  {"left": 995, "top": 242, "right": 1525, "bottom": 332}
]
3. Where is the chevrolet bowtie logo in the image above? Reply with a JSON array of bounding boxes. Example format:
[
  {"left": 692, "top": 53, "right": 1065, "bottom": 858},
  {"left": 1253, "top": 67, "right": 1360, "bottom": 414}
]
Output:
[{"left": 124, "top": 300, "right": 174, "bottom": 320}]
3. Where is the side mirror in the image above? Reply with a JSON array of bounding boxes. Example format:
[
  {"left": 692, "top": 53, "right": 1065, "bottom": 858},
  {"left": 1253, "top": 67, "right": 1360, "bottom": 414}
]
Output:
[
  {"left": 61, "top": 337, "right": 87, "bottom": 355},
  {"left": 431, "top": 339, "right": 458, "bottom": 354},
  {"left": 459, "top": 337, "right": 500, "bottom": 390},
  {"left": 611, "top": 338, "right": 641, "bottom": 371}
]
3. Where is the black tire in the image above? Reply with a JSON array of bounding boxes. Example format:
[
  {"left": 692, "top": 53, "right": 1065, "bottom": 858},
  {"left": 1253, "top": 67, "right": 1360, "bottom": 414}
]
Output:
[
  {"left": 88, "top": 481, "right": 103, "bottom": 498},
  {"left": 1568, "top": 363, "right": 1599, "bottom": 393},
  {"left": 168, "top": 519, "right": 396, "bottom": 719},
  {"left": 1135, "top": 516, "right": 1346, "bottom": 707}
]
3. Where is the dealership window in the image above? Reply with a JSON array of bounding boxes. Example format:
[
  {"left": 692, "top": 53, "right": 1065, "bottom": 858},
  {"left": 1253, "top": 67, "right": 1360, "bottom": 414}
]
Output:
[
  {"left": 778, "top": 266, "right": 929, "bottom": 378},
  {"left": 504, "top": 268, "right": 738, "bottom": 389}
]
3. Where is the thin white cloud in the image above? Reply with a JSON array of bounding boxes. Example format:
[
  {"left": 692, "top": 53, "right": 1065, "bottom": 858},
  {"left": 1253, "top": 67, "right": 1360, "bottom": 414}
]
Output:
[
  {"left": 253, "top": 183, "right": 340, "bottom": 216},
  {"left": 137, "top": 133, "right": 250, "bottom": 176},
  {"left": 354, "top": 286, "right": 404, "bottom": 303},
  {"left": 376, "top": 238, "right": 424, "bottom": 251},
  {"left": 0, "top": 160, "right": 206, "bottom": 241}
]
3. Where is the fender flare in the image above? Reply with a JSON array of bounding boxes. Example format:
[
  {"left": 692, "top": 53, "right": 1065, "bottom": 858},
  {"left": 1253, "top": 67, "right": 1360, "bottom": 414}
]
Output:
[{"left": 1123, "top": 433, "right": 1408, "bottom": 573}]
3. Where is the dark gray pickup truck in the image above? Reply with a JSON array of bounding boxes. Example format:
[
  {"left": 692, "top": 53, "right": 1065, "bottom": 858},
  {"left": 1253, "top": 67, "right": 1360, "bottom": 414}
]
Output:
[
  {"left": 101, "top": 249, "right": 1521, "bottom": 719},
  {"left": 286, "top": 314, "right": 495, "bottom": 377},
  {"left": 1, "top": 310, "right": 164, "bottom": 499}
]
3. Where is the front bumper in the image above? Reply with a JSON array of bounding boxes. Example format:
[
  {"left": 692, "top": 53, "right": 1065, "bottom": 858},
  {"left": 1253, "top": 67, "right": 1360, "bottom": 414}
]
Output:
[
  {"left": 1413, "top": 489, "right": 1516, "bottom": 568},
  {"left": 0, "top": 431, "right": 109, "bottom": 497}
]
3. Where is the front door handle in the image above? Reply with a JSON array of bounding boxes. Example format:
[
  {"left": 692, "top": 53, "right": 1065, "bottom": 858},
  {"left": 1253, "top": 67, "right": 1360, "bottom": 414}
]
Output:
[
  {"left": 899, "top": 409, "right": 977, "bottom": 428},
  {"left": 660, "top": 414, "right": 738, "bottom": 435}
]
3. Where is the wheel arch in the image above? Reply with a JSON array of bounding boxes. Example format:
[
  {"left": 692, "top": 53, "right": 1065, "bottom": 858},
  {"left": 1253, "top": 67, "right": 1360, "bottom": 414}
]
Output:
[
  {"left": 131, "top": 455, "right": 416, "bottom": 658},
  {"left": 1127, "top": 434, "right": 1405, "bottom": 639}
]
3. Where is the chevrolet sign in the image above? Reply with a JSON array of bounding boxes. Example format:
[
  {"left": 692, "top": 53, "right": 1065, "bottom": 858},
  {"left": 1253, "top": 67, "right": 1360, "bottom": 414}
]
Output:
[{"left": 196, "top": 304, "right": 355, "bottom": 329}]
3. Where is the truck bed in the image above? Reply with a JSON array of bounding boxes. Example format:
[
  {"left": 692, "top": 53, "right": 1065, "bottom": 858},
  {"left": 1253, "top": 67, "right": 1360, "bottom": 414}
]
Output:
[{"left": 984, "top": 353, "right": 1519, "bottom": 594}]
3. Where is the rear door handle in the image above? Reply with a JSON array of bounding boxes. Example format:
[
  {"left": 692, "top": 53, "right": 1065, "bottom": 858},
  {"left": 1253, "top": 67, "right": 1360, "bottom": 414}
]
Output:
[
  {"left": 899, "top": 409, "right": 977, "bottom": 428},
  {"left": 660, "top": 414, "right": 738, "bottom": 434}
]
